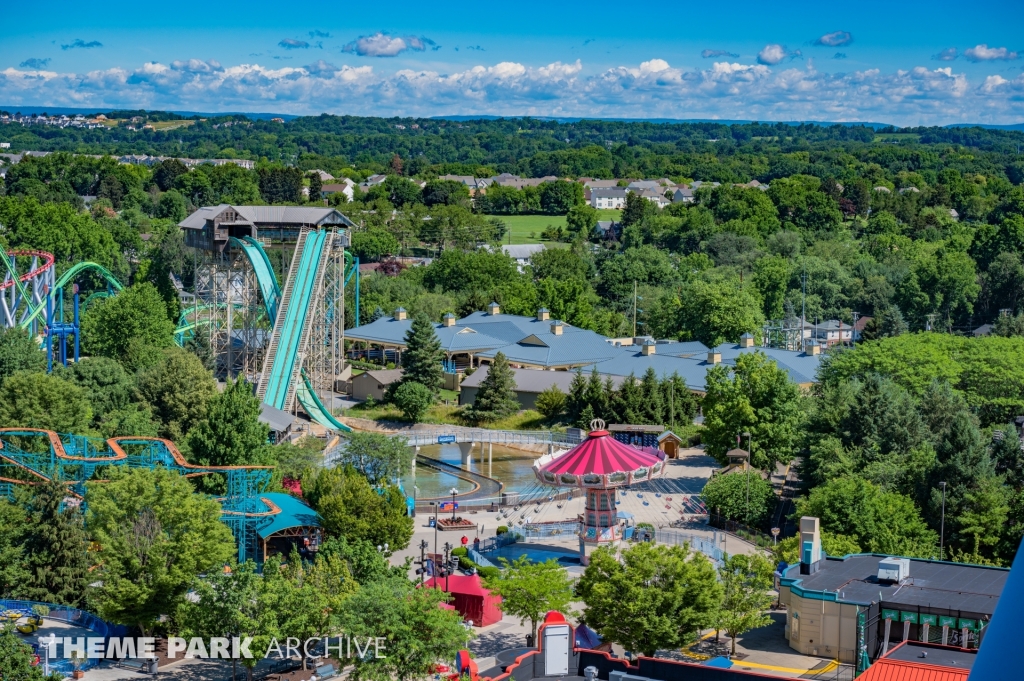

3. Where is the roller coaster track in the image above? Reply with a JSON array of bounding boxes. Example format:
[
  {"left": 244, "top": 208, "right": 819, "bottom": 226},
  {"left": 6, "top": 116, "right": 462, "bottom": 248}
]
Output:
[{"left": 12, "top": 259, "right": 124, "bottom": 330}]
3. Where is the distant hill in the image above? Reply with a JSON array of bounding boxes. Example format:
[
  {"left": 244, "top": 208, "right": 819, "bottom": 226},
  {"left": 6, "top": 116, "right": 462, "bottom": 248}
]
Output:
[{"left": 0, "top": 105, "right": 299, "bottom": 121}]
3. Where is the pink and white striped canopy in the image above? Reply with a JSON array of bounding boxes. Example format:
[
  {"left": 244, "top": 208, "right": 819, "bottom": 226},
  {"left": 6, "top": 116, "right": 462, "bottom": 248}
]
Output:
[{"left": 534, "top": 421, "right": 666, "bottom": 488}]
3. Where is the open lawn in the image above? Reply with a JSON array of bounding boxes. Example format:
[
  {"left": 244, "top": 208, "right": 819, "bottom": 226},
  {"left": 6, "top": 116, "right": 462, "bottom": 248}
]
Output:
[
  {"left": 489, "top": 209, "right": 621, "bottom": 245},
  {"left": 148, "top": 120, "right": 196, "bottom": 131}
]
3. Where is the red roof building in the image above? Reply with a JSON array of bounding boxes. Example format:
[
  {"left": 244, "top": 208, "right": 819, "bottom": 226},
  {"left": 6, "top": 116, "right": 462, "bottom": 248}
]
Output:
[
  {"left": 424, "top": 574, "right": 502, "bottom": 627},
  {"left": 858, "top": 642, "right": 975, "bottom": 681}
]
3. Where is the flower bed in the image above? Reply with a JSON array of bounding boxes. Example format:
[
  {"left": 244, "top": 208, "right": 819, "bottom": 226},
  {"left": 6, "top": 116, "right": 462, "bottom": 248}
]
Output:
[{"left": 437, "top": 516, "right": 477, "bottom": 531}]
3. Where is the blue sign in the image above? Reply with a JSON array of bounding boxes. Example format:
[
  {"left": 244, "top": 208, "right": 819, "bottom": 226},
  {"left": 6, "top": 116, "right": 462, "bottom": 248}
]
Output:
[
  {"left": 437, "top": 435, "right": 457, "bottom": 444},
  {"left": 439, "top": 501, "right": 459, "bottom": 511}
]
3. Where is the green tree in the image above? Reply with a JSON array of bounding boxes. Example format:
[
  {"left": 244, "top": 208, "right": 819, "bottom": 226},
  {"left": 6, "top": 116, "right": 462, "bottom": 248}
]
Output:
[
  {"left": 81, "top": 282, "right": 174, "bottom": 364},
  {"left": 701, "top": 471, "right": 775, "bottom": 526},
  {"left": 0, "top": 371, "right": 92, "bottom": 433},
  {"left": 795, "top": 476, "right": 937, "bottom": 557},
  {"left": 156, "top": 190, "right": 187, "bottom": 222},
  {"left": 0, "top": 499, "right": 28, "bottom": 595},
  {"left": 0, "top": 327, "right": 45, "bottom": 382},
  {"left": 17, "top": 477, "right": 89, "bottom": 606},
  {"left": 339, "top": 576, "right": 473, "bottom": 681},
  {"left": 485, "top": 556, "right": 576, "bottom": 640},
  {"left": 753, "top": 256, "right": 791, "bottom": 320},
  {"left": 774, "top": 532, "right": 861, "bottom": 565},
  {"left": 566, "top": 369, "right": 588, "bottom": 425},
  {"left": 308, "top": 171, "right": 323, "bottom": 202},
  {"left": 621, "top": 191, "right": 656, "bottom": 228},
  {"left": 566, "top": 204, "right": 599, "bottom": 240},
  {"left": 677, "top": 275, "right": 765, "bottom": 347},
  {"left": 716, "top": 553, "right": 775, "bottom": 655},
  {"left": 535, "top": 385, "right": 567, "bottom": 420},
  {"left": 176, "top": 560, "right": 264, "bottom": 681},
  {"left": 258, "top": 166, "right": 303, "bottom": 203},
  {"left": 577, "top": 542, "right": 722, "bottom": 657},
  {"left": 464, "top": 352, "right": 519, "bottom": 423},
  {"left": 400, "top": 315, "right": 444, "bottom": 396},
  {"left": 537, "top": 277, "right": 595, "bottom": 329},
  {"left": 137, "top": 348, "right": 218, "bottom": 441},
  {"left": 701, "top": 352, "right": 803, "bottom": 470},
  {"left": 303, "top": 466, "right": 414, "bottom": 550},
  {"left": 85, "top": 467, "right": 236, "bottom": 634},
  {"left": 319, "top": 536, "right": 405, "bottom": 584},
  {"left": 539, "top": 180, "right": 584, "bottom": 215},
  {"left": 351, "top": 229, "right": 401, "bottom": 262},
  {"left": 0, "top": 626, "right": 46, "bottom": 681},
  {"left": 153, "top": 159, "right": 189, "bottom": 191},
  {"left": 422, "top": 179, "right": 470, "bottom": 207},
  {"left": 332, "top": 432, "right": 412, "bottom": 486},
  {"left": 56, "top": 356, "right": 137, "bottom": 428},
  {"left": 187, "top": 377, "right": 273, "bottom": 491},
  {"left": 393, "top": 381, "right": 434, "bottom": 422}
]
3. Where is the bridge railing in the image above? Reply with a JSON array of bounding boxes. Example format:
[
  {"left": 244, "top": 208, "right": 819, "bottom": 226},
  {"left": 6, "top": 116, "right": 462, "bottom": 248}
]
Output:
[{"left": 396, "top": 427, "right": 582, "bottom": 448}]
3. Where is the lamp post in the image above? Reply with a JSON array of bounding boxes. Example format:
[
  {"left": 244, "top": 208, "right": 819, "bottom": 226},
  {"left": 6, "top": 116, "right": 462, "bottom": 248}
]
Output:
[
  {"left": 430, "top": 501, "right": 438, "bottom": 585},
  {"left": 742, "top": 432, "right": 752, "bottom": 525},
  {"left": 443, "top": 542, "right": 453, "bottom": 592},
  {"left": 939, "top": 481, "right": 947, "bottom": 561},
  {"left": 417, "top": 539, "right": 428, "bottom": 585},
  {"left": 450, "top": 488, "right": 459, "bottom": 521}
]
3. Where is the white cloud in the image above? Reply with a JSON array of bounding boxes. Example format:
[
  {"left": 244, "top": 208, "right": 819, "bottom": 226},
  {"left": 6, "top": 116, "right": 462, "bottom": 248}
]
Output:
[
  {"left": 963, "top": 44, "right": 1019, "bottom": 62},
  {"left": 0, "top": 58, "right": 1021, "bottom": 125},
  {"left": 757, "top": 44, "right": 800, "bottom": 65},
  {"left": 815, "top": 31, "right": 853, "bottom": 47},
  {"left": 343, "top": 33, "right": 434, "bottom": 57}
]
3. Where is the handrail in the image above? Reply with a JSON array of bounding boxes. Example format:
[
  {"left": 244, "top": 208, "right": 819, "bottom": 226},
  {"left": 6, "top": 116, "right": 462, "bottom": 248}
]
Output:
[{"left": 393, "top": 427, "right": 582, "bottom": 447}]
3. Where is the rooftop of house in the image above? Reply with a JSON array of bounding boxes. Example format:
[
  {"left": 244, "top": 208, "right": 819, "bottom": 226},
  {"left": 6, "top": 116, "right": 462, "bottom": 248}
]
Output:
[
  {"left": 461, "top": 365, "right": 626, "bottom": 393},
  {"left": 355, "top": 368, "right": 405, "bottom": 385},
  {"left": 782, "top": 553, "right": 1008, "bottom": 616},
  {"left": 591, "top": 187, "right": 629, "bottom": 197},
  {"left": 501, "top": 244, "right": 546, "bottom": 260}
]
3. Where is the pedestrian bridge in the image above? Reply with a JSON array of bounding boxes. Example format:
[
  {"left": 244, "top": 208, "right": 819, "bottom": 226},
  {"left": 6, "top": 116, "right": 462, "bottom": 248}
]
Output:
[{"left": 394, "top": 426, "right": 581, "bottom": 448}]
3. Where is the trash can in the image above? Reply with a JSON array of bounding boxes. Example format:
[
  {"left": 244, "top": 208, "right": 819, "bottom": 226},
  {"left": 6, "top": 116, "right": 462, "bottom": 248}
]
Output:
[{"left": 526, "top": 634, "right": 534, "bottom": 648}]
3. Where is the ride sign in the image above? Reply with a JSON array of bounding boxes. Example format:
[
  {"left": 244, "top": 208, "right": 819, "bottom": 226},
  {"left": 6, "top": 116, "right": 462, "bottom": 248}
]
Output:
[
  {"left": 439, "top": 501, "right": 459, "bottom": 511},
  {"left": 437, "top": 435, "right": 457, "bottom": 444}
]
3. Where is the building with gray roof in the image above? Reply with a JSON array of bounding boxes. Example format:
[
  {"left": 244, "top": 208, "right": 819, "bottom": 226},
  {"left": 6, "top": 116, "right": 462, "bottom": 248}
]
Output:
[
  {"left": 179, "top": 204, "right": 354, "bottom": 251},
  {"left": 459, "top": 365, "right": 626, "bottom": 410}
]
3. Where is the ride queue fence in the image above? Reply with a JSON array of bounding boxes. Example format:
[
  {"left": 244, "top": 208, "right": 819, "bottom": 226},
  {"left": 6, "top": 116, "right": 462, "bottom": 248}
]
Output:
[
  {"left": 653, "top": 529, "right": 727, "bottom": 567},
  {"left": 0, "top": 599, "right": 130, "bottom": 676}
]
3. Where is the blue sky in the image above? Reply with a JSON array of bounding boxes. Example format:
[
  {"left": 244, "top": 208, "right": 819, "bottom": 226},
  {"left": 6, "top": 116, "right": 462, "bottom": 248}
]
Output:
[{"left": 2, "top": 0, "right": 1023, "bottom": 125}]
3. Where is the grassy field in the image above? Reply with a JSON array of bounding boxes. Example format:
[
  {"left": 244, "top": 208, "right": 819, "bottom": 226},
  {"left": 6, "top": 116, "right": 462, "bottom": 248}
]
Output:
[
  {"left": 149, "top": 120, "right": 196, "bottom": 131},
  {"left": 489, "top": 209, "right": 622, "bottom": 245}
]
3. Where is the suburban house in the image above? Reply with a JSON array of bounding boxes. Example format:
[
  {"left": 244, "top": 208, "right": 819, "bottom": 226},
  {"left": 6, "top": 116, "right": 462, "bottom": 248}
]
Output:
[
  {"left": 178, "top": 205, "right": 354, "bottom": 251},
  {"left": 672, "top": 186, "right": 695, "bottom": 203},
  {"left": 490, "top": 173, "right": 559, "bottom": 189},
  {"left": 590, "top": 187, "right": 628, "bottom": 209},
  {"left": 633, "top": 188, "right": 671, "bottom": 208},
  {"left": 358, "top": 174, "right": 387, "bottom": 191},
  {"left": 351, "top": 368, "right": 404, "bottom": 401},
  {"left": 321, "top": 178, "right": 355, "bottom": 201},
  {"left": 811, "top": 320, "right": 855, "bottom": 347}
]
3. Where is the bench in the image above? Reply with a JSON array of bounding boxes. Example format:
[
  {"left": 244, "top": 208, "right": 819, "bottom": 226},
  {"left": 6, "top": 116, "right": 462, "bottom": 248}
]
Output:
[{"left": 315, "top": 663, "right": 338, "bottom": 679}]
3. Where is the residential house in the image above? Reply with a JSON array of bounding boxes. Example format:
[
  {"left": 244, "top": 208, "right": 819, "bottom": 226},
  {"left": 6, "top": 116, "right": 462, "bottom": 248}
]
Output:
[
  {"left": 811, "top": 320, "right": 854, "bottom": 347},
  {"left": 321, "top": 178, "right": 355, "bottom": 201},
  {"left": 359, "top": 174, "right": 388, "bottom": 191},
  {"left": 671, "top": 186, "right": 694, "bottom": 203},
  {"left": 634, "top": 188, "right": 671, "bottom": 208},
  {"left": 590, "top": 187, "right": 628, "bottom": 209},
  {"left": 502, "top": 244, "right": 546, "bottom": 271}
]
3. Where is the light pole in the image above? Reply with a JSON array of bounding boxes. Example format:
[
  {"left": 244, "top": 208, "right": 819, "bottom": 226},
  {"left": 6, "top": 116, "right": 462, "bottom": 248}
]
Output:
[
  {"left": 450, "top": 488, "right": 459, "bottom": 521},
  {"left": 743, "top": 432, "right": 752, "bottom": 525},
  {"left": 430, "top": 501, "right": 438, "bottom": 584},
  {"left": 417, "top": 540, "right": 428, "bottom": 585},
  {"left": 939, "top": 482, "right": 947, "bottom": 561},
  {"left": 443, "top": 542, "right": 453, "bottom": 592}
]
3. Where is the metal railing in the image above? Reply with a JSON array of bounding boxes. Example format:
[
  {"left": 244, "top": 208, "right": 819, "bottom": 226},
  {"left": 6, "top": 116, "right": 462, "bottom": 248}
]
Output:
[
  {"left": 397, "top": 427, "right": 582, "bottom": 448},
  {"left": 653, "top": 529, "right": 727, "bottom": 566},
  {"left": 0, "top": 599, "right": 129, "bottom": 676}
]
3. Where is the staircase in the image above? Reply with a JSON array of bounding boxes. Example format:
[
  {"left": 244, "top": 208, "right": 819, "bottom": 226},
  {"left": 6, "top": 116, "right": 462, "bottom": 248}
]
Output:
[
  {"left": 284, "top": 231, "right": 334, "bottom": 410},
  {"left": 256, "top": 228, "right": 309, "bottom": 402}
]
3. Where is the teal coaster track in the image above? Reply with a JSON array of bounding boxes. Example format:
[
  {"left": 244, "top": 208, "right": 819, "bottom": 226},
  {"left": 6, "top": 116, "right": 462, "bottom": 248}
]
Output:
[{"left": 0, "top": 428, "right": 275, "bottom": 563}]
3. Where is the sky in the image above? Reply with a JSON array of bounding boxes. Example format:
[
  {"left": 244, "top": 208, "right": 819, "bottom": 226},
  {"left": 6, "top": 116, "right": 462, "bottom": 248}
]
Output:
[{"left": 2, "top": 1, "right": 1023, "bottom": 126}]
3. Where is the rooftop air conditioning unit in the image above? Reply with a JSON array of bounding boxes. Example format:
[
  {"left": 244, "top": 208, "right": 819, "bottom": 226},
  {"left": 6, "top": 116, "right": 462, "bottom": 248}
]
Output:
[{"left": 877, "top": 557, "right": 910, "bottom": 583}]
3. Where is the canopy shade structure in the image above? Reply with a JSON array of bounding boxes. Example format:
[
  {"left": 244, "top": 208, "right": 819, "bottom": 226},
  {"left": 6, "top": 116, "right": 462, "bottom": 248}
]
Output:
[{"left": 533, "top": 419, "right": 666, "bottom": 488}]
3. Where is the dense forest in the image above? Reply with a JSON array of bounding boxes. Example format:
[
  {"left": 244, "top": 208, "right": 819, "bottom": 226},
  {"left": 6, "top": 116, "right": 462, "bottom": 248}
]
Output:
[{"left": 1, "top": 113, "right": 1024, "bottom": 567}]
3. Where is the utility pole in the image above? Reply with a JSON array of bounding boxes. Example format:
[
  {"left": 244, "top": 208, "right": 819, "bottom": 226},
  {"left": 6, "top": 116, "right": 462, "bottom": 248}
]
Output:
[
  {"left": 743, "top": 431, "right": 752, "bottom": 524},
  {"left": 801, "top": 269, "right": 807, "bottom": 352},
  {"left": 632, "top": 280, "right": 638, "bottom": 337},
  {"left": 415, "top": 539, "right": 429, "bottom": 585},
  {"left": 939, "top": 481, "right": 947, "bottom": 561},
  {"left": 852, "top": 311, "right": 859, "bottom": 348}
]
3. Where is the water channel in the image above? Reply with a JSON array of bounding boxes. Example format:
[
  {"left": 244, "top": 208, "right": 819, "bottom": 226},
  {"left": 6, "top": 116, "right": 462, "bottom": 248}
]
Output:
[{"left": 403, "top": 443, "right": 544, "bottom": 501}]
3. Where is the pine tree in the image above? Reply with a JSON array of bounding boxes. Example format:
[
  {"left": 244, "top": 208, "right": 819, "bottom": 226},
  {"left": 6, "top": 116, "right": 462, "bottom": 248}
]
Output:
[
  {"left": 401, "top": 315, "right": 444, "bottom": 396},
  {"left": 879, "top": 306, "right": 909, "bottom": 337},
  {"left": 615, "top": 373, "right": 644, "bottom": 424},
  {"left": 585, "top": 368, "right": 607, "bottom": 421},
  {"left": 639, "top": 367, "right": 664, "bottom": 425},
  {"left": 603, "top": 376, "right": 620, "bottom": 423},
  {"left": 567, "top": 369, "right": 587, "bottom": 424},
  {"left": 308, "top": 172, "right": 323, "bottom": 203},
  {"left": 19, "top": 477, "right": 89, "bottom": 606},
  {"left": 577, "top": 404, "right": 596, "bottom": 430},
  {"left": 661, "top": 372, "right": 695, "bottom": 431},
  {"left": 465, "top": 353, "right": 519, "bottom": 423}
]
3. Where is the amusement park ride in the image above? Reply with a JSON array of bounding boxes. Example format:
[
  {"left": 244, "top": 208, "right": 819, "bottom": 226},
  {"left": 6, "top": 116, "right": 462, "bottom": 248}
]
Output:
[{"left": 0, "top": 223, "right": 360, "bottom": 563}]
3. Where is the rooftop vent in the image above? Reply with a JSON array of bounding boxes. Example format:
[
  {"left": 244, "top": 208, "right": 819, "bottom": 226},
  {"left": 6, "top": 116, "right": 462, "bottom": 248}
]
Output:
[
  {"left": 739, "top": 332, "right": 755, "bottom": 348},
  {"left": 442, "top": 313, "right": 456, "bottom": 327},
  {"left": 393, "top": 307, "right": 407, "bottom": 321},
  {"left": 805, "top": 340, "right": 821, "bottom": 356},
  {"left": 877, "top": 557, "right": 910, "bottom": 584},
  {"left": 537, "top": 308, "right": 550, "bottom": 321},
  {"left": 551, "top": 320, "right": 564, "bottom": 336},
  {"left": 487, "top": 302, "right": 500, "bottom": 315},
  {"left": 641, "top": 340, "right": 656, "bottom": 356},
  {"left": 707, "top": 350, "right": 721, "bottom": 365}
]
